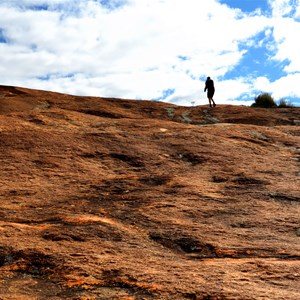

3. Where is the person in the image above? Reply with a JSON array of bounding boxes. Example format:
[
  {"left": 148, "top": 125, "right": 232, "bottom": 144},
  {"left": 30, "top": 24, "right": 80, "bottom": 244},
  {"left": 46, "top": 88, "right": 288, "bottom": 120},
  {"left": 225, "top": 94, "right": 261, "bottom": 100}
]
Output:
[{"left": 204, "top": 77, "right": 216, "bottom": 107}]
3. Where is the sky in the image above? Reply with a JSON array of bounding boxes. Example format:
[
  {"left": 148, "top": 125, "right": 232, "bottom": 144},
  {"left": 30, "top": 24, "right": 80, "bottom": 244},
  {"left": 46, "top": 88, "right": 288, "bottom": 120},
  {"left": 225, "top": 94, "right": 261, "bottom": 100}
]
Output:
[{"left": 0, "top": 0, "right": 300, "bottom": 106}]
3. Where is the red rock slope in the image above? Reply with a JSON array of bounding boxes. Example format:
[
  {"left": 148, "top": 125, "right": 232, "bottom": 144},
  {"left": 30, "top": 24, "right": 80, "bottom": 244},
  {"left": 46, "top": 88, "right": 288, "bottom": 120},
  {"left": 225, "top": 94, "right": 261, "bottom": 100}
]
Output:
[{"left": 0, "top": 85, "right": 300, "bottom": 299}]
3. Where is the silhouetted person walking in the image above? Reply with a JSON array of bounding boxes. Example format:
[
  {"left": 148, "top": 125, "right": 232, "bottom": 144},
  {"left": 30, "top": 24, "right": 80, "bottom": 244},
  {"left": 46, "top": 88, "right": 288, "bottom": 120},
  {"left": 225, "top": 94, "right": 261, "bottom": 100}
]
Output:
[{"left": 204, "top": 77, "right": 216, "bottom": 107}]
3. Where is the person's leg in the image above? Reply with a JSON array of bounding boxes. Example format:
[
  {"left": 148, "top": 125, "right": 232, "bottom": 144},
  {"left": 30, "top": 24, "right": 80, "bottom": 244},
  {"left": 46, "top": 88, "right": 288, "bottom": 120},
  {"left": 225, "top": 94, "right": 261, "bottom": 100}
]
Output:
[
  {"left": 211, "top": 92, "right": 216, "bottom": 107},
  {"left": 208, "top": 98, "right": 212, "bottom": 107}
]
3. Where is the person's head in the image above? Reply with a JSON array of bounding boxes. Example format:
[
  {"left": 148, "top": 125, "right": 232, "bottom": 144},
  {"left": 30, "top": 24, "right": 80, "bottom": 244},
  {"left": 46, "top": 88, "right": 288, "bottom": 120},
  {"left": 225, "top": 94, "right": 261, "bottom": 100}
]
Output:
[{"left": 207, "top": 76, "right": 210, "bottom": 80}]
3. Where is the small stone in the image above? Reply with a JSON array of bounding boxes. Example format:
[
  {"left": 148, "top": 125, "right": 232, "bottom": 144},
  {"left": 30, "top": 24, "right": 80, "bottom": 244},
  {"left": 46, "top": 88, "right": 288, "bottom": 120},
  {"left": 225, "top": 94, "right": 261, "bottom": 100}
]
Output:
[
  {"left": 159, "top": 128, "right": 168, "bottom": 132},
  {"left": 293, "top": 120, "right": 300, "bottom": 125}
]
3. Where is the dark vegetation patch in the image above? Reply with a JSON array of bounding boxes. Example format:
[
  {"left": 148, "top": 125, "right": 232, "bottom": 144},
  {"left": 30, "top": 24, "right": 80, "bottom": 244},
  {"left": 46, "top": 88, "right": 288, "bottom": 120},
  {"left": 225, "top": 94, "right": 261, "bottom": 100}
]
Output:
[
  {"left": 224, "top": 175, "right": 267, "bottom": 193},
  {"left": 251, "top": 93, "right": 277, "bottom": 108},
  {"left": 110, "top": 153, "right": 145, "bottom": 168},
  {"left": 231, "top": 175, "right": 266, "bottom": 185},
  {"left": 80, "top": 109, "right": 121, "bottom": 119},
  {"left": 117, "top": 102, "right": 133, "bottom": 109},
  {"left": 5, "top": 189, "right": 34, "bottom": 197},
  {"left": 101, "top": 269, "right": 157, "bottom": 297},
  {"left": 149, "top": 233, "right": 217, "bottom": 257},
  {"left": 177, "top": 152, "right": 208, "bottom": 166},
  {"left": 149, "top": 233, "right": 298, "bottom": 260},
  {"left": 164, "top": 183, "right": 187, "bottom": 194},
  {"left": 87, "top": 176, "right": 156, "bottom": 212},
  {"left": 42, "top": 231, "right": 85, "bottom": 242},
  {"left": 98, "top": 178, "right": 140, "bottom": 195},
  {"left": 212, "top": 175, "right": 229, "bottom": 183},
  {"left": 269, "top": 193, "right": 300, "bottom": 203},
  {"left": 90, "top": 173, "right": 171, "bottom": 202},
  {"left": 79, "top": 151, "right": 145, "bottom": 168},
  {"left": 138, "top": 175, "right": 170, "bottom": 186},
  {"left": 0, "top": 85, "right": 29, "bottom": 96},
  {"left": 94, "top": 227, "right": 123, "bottom": 242},
  {"left": 27, "top": 116, "right": 46, "bottom": 125},
  {"left": 0, "top": 246, "right": 63, "bottom": 277}
]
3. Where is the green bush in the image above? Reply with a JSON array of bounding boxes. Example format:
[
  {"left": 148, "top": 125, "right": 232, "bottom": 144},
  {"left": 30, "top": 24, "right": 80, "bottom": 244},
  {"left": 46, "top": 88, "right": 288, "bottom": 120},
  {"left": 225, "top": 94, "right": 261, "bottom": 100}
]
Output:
[
  {"left": 277, "top": 99, "right": 294, "bottom": 108},
  {"left": 251, "top": 93, "right": 277, "bottom": 108}
]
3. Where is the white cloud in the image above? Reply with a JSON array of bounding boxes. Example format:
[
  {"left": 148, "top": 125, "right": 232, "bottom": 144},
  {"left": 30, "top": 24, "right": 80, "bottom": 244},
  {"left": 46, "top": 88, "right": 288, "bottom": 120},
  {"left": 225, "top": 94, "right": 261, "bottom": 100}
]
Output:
[
  {"left": 253, "top": 76, "right": 271, "bottom": 92},
  {"left": 0, "top": 0, "right": 299, "bottom": 106},
  {"left": 271, "top": 17, "right": 300, "bottom": 73},
  {"left": 269, "top": 0, "right": 294, "bottom": 17},
  {"left": 215, "top": 78, "right": 253, "bottom": 103},
  {"left": 252, "top": 73, "right": 300, "bottom": 103},
  {"left": 296, "top": 0, "right": 300, "bottom": 17},
  {"left": 270, "top": 73, "right": 300, "bottom": 99}
]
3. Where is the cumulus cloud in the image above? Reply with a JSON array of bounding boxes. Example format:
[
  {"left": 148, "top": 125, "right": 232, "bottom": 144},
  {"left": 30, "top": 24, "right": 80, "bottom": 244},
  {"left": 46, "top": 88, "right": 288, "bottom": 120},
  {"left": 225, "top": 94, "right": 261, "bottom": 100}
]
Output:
[
  {"left": 271, "top": 17, "right": 300, "bottom": 73},
  {"left": 270, "top": 73, "right": 300, "bottom": 99},
  {"left": 0, "top": 0, "right": 299, "bottom": 105},
  {"left": 268, "top": 0, "right": 300, "bottom": 17}
]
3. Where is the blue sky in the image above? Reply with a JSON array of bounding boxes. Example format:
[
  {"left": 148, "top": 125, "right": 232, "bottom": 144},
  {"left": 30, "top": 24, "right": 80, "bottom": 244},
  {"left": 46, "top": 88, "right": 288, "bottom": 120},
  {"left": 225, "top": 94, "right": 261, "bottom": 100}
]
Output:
[
  {"left": 0, "top": 0, "right": 300, "bottom": 106},
  {"left": 220, "top": 0, "right": 270, "bottom": 13}
]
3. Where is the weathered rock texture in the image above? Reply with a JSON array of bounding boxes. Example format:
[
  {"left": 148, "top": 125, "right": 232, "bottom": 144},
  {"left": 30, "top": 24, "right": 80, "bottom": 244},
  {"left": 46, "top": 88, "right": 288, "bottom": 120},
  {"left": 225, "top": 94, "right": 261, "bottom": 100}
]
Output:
[{"left": 0, "top": 85, "right": 300, "bottom": 299}]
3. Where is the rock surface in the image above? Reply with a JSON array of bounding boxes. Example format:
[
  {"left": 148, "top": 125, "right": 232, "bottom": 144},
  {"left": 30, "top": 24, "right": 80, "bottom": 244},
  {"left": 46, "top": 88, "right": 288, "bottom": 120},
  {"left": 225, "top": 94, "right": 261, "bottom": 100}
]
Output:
[{"left": 0, "top": 85, "right": 300, "bottom": 299}]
